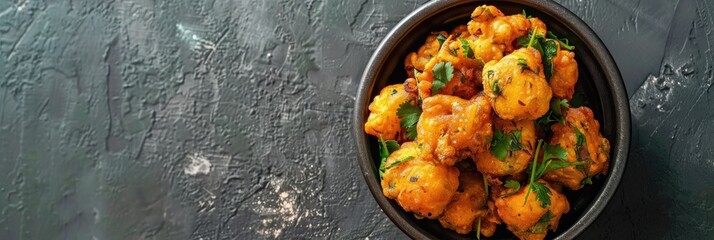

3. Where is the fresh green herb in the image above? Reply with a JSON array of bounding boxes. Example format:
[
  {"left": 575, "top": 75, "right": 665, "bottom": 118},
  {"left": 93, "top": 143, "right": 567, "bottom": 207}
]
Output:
[
  {"left": 397, "top": 101, "right": 422, "bottom": 140},
  {"left": 449, "top": 47, "right": 458, "bottom": 56},
  {"left": 531, "top": 181, "right": 552, "bottom": 208},
  {"left": 542, "top": 39, "right": 558, "bottom": 80},
  {"left": 581, "top": 176, "right": 593, "bottom": 186},
  {"left": 527, "top": 27, "right": 539, "bottom": 48},
  {"left": 459, "top": 38, "right": 474, "bottom": 58},
  {"left": 573, "top": 126, "right": 593, "bottom": 176},
  {"left": 491, "top": 81, "right": 501, "bottom": 96},
  {"left": 431, "top": 61, "right": 454, "bottom": 94},
  {"left": 516, "top": 30, "right": 559, "bottom": 81},
  {"left": 574, "top": 127, "right": 586, "bottom": 147},
  {"left": 490, "top": 130, "right": 523, "bottom": 161},
  {"left": 483, "top": 174, "right": 489, "bottom": 197},
  {"left": 536, "top": 98, "right": 570, "bottom": 132},
  {"left": 378, "top": 136, "right": 400, "bottom": 179},
  {"left": 437, "top": 33, "right": 447, "bottom": 49},
  {"left": 385, "top": 156, "right": 414, "bottom": 170},
  {"left": 570, "top": 92, "right": 588, "bottom": 107},
  {"left": 522, "top": 9, "right": 531, "bottom": 19},
  {"left": 524, "top": 140, "right": 577, "bottom": 208},
  {"left": 530, "top": 211, "right": 554, "bottom": 233},
  {"left": 476, "top": 217, "right": 482, "bottom": 240},
  {"left": 501, "top": 179, "right": 521, "bottom": 197},
  {"left": 518, "top": 58, "right": 529, "bottom": 71},
  {"left": 487, "top": 70, "right": 494, "bottom": 79},
  {"left": 390, "top": 89, "right": 398, "bottom": 96},
  {"left": 547, "top": 31, "right": 575, "bottom": 50}
]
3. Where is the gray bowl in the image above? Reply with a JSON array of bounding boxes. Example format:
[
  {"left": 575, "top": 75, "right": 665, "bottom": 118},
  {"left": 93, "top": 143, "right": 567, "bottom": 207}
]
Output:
[{"left": 353, "top": 0, "right": 630, "bottom": 239}]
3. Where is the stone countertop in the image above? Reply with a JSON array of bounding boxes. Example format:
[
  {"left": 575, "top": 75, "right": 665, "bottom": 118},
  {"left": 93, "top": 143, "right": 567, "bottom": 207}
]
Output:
[{"left": 0, "top": 0, "right": 712, "bottom": 239}]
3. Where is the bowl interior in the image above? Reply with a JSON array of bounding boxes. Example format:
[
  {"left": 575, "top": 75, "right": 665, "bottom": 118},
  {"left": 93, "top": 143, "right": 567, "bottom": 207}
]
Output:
[{"left": 357, "top": 1, "right": 623, "bottom": 239}]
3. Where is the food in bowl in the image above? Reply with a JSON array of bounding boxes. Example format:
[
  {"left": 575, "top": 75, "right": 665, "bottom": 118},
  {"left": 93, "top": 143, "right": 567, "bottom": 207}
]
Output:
[{"left": 363, "top": 5, "right": 611, "bottom": 240}]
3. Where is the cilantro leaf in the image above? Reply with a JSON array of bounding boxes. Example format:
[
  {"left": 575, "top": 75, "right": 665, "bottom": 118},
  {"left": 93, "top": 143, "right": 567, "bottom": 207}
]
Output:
[
  {"left": 531, "top": 181, "right": 552, "bottom": 208},
  {"left": 547, "top": 31, "right": 575, "bottom": 50},
  {"left": 530, "top": 211, "right": 554, "bottom": 233},
  {"left": 522, "top": 9, "right": 531, "bottom": 19},
  {"left": 501, "top": 179, "right": 521, "bottom": 197},
  {"left": 536, "top": 98, "right": 570, "bottom": 132},
  {"left": 518, "top": 58, "right": 529, "bottom": 71},
  {"left": 385, "top": 156, "right": 414, "bottom": 170},
  {"left": 476, "top": 217, "right": 482, "bottom": 240},
  {"left": 509, "top": 131, "right": 523, "bottom": 151},
  {"left": 542, "top": 39, "right": 558, "bottom": 80},
  {"left": 574, "top": 126, "right": 586, "bottom": 147},
  {"left": 459, "top": 38, "right": 474, "bottom": 58},
  {"left": 491, "top": 81, "right": 501, "bottom": 96},
  {"left": 378, "top": 136, "right": 399, "bottom": 179},
  {"left": 449, "top": 48, "right": 458, "bottom": 56},
  {"left": 431, "top": 61, "right": 454, "bottom": 94},
  {"left": 397, "top": 101, "right": 422, "bottom": 140},
  {"left": 437, "top": 33, "right": 447, "bottom": 49},
  {"left": 490, "top": 130, "right": 523, "bottom": 161},
  {"left": 490, "top": 130, "right": 509, "bottom": 161},
  {"left": 487, "top": 70, "right": 494, "bottom": 79},
  {"left": 542, "top": 143, "right": 568, "bottom": 162}
]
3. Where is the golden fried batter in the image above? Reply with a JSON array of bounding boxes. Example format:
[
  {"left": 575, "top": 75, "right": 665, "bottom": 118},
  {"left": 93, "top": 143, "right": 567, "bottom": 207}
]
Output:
[
  {"left": 495, "top": 180, "right": 570, "bottom": 240},
  {"left": 364, "top": 84, "right": 414, "bottom": 140},
  {"left": 438, "top": 163, "right": 488, "bottom": 234},
  {"left": 381, "top": 141, "right": 460, "bottom": 219},
  {"left": 482, "top": 48, "right": 553, "bottom": 121},
  {"left": 415, "top": 36, "right": 483, "bottom": 99},
  {"left": 417, "top": 94, "right": 493, "bottom": 166},
  {"left": 544, "top": 107, "right": 610, "bottom": 190},
  {"left": 549, "top": 49, "right": 578, "bottom": 100},
  {"left": 528, "top": 17, "right": 547, "bottom": 36},
  {"left": 474, "top": 119, "right": 536, "bottom": 178},
  {"left": 405, "top": 31, "right": 447, "bottom": 76},
  {"left": 468, "top": 5, "right": 530, "bottom": 55}
]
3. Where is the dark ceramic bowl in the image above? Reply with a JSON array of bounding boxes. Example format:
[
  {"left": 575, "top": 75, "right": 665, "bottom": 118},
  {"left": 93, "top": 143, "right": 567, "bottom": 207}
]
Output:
[{"left": 353, "top": 0, "right": 630, "bottom": 239}]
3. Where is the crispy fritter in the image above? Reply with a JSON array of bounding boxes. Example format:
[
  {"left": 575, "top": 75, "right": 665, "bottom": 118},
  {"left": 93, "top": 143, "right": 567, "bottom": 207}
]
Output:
[
  {"left": 482, "top": 47, "right": 553, "bottom": 121},
  {"left": 438, "top": 163, "right": 488, "bottom": 234},
  {"left": 381, "top": 142, "right": 460, "bottom": 219},
  {"left": 405, "top": 31, "right": 447, "bottom": 76},
  {"left": 364, "top": 84, "right": 414, "bottom": 140},
  {"left": 417, "top": 94, "right": 493, "bottom": 166},
  {"left": 415, "top": 36, "right": 483, "bottom": 99},
  {"left": 468, "top": 5, "right": 530, "bottom": 55},
  {"left": 474, "top": 119, "right": 536, "bottom": 178},
  {"left": 494, "top": 180, "right": 570, "bottom": 240},
  {"left": 549, "top": 49, "right": 578, "bottom": 100},
  {"left": 543, "top": 107, "right": 610, "bottom": 190}
]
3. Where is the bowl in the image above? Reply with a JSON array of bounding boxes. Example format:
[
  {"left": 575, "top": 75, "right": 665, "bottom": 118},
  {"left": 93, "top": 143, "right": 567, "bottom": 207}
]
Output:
[{"left": 353, "top": 0, "right": 630, "bottom": 239}]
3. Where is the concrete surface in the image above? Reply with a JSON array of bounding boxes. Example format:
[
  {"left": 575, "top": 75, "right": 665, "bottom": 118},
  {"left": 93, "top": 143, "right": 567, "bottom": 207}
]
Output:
[{"left": 0, "top": 0, "right": 712, "bottom": 239}]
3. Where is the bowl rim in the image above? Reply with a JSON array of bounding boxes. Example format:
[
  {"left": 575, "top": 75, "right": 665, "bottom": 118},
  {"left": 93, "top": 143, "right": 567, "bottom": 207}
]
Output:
[{"left": 352, "top": 0, "right": 631, "bottom": 239}]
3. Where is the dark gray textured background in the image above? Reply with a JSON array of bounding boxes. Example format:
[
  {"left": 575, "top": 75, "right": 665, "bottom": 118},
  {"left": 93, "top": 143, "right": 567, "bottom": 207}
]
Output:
[{"left": 0, "top": 0, "right": 712, "bottom": 239}]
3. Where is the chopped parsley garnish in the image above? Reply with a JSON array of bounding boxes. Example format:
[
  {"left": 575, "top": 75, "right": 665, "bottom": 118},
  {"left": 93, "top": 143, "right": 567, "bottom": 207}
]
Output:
[
  {"left": 491, "top": 81, "right": 501, "bottom": 96},
  {"left": 523, "top": 140, "right": 582, "bottom": 208},
  {"left": 459, "top": 38, "right": 474, "bottom": 58},
  {"left": 437, "top": 33, "right": 447, "bottom": 49},
  {"left": 516, "top": 29, "right": 561, "bottom": 80},
  {"left": 490, "top": 130, "right": 523, "bottom": 161},
  {"left": 518, "top": 58, "right": 529, "bottom": 71},
  {"left": 431, "top": 61, "right": 454, "bottom": 94},
  {"left": 547, "top": 31, "right": 575, "bottom": 50},
  {"left": 501, "top": 179, "right": 521, "bottom": 197},
  {"left": 530, "top": 211, "right": 554, "bottom": 233},
  {"left": 378, "top": 136, "right": 400, "bottom": 179},
  {"left": 385, "top": 156, "right": 414, "bottom": 170},
  {"left": 487, "top": 70, "right": 494, "bottom": 79},
  {"left": 522, "top": 9, "right": 532, "bottom": 19},
  {"left": 397, "top": 101, "right": 422, "bottom": 140},
  {"left": 536, "top": 98, "right": 570, "bottom": 132}
]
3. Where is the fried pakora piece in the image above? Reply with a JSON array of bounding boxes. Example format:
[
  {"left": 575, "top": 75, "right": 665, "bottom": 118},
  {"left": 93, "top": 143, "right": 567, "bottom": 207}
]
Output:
[
  {"left": 494, "top": 180, "right": 570, "bottom": 240},
  {"left": 549, "top": 49, "right": 578, "bottom": 100},
  {"left": 474, "top": 118, "right": 536, "bottom": 179},
  {"left": 438, "top": 163, "right": 489, "bottom": 234},
  {"left": 483, "top": 47, "right": 553, "bottom": 121},
  {"left": 381, "top": 141, "right": 460, "bottom": 219},
  {"left": 543, "top": 107, "right": 610, "bottom": 190},
  {"left": 468, "top": 5, "right": 530, "bottom": 56},
  {"left": 364, "top": 84, "right": 414, "bottom": 140},
  {"left": 405, "top": 31, "right": 447, "bottom": 76},
  {"left": 417, "top": 94, "right": 493, "bottom": 166},
  {"left": 528, "top": 17, "right": 547, "bottom": 36},
  {"left": 414, "top": 36, "right": 483, "bottom": 99}
]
